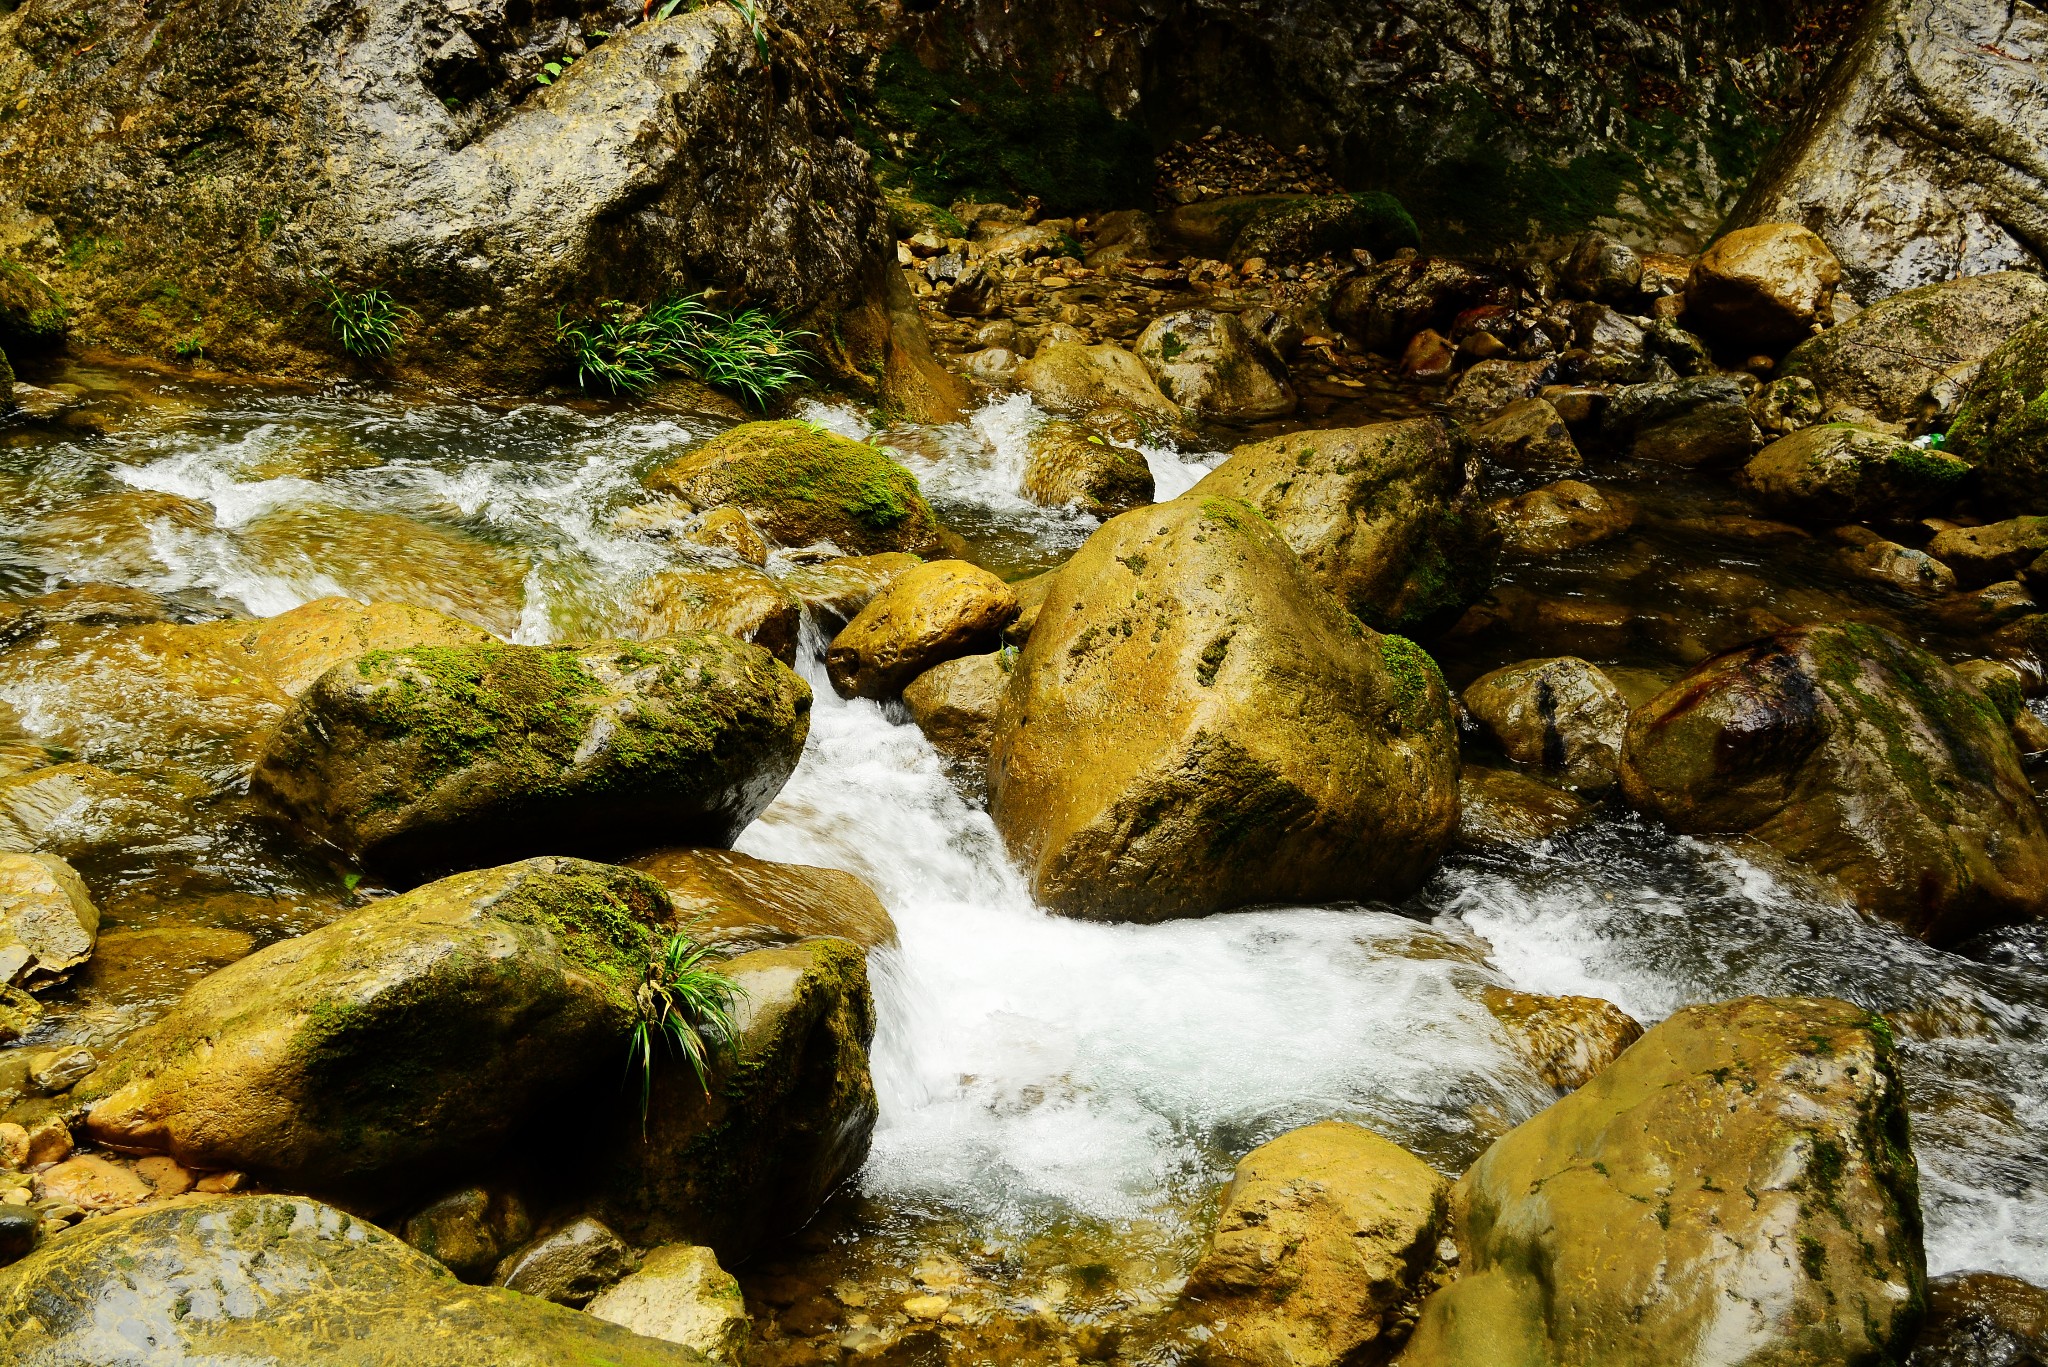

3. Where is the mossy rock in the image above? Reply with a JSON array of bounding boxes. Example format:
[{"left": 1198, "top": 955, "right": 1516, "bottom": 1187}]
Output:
[
  {"left": 0, "top": 1194, "right": 706, "bottom": 1366},
  {"left": 1619, "top": 623, "right": 2048, "bottom": 944},
  {"left": 1022, "top": 418, "right": 1155, "bottom": 518},
  {"left": 75, "top": 858, "right": 672, "bottom": 1202},
  {"left": 988, "top": 494, "right": 1460, "bottom": 922},
  {"left": 643, "top": 421, "right": 945, "bottom": 557},
  {"left": 1188, "top": 418, "right": 1498, "bottom": 634},
  {"left": 252, "top": 635, "right": 810, "bottom": 884},
  {"left": 1736, "top": 422, "right": 1971, "bottom": 524},
  {"left": 0, "top": 263, "right": 67, "bottom": 354},
  {"left": 1402, "top": 997, "right": 1924, "bottom": 1367},
  {"left": 624, "top": 565, "right": 803, "bottom": 665},
  {"left": 1945, "top": 314, "right": 2048, "bottom": 514}
]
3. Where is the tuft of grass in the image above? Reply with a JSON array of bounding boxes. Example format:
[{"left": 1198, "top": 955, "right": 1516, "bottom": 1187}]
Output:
[
  {"left": 557, "top": 293, "right": 811, "bottom": 407},
  {"left": 171, "top": 334, "right": 205, "bottom": 361},
  {"left": 318, "top": 278, "right": 416, "bottom": 359},
  {"left": 626, "top": 928, "right": 747, "bottom": 1134}
]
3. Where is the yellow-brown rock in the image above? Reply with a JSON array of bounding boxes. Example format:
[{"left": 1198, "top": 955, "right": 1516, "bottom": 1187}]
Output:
[
  {"left": 625, "top": 566, "right": 803, "bottom": 665},
  {"left": 1461, "top": 656, "right": 1629, "bottom": 793},
  {"left": 626, "top": 846, "right": 896, "bottom": 949},
  {"left": 1023, "top": 418, "right": 1155, "bottom": 518},
  {"left": 988, "top": 496, "right": 1460, "bottom": 922},
  {"left": 1685, "top": 223, "right": 1842, "bottom": 351},
  {"left": 1453, "top": 767, "right": 1591, "bottom": 853},
  {"left": 1017, "top": 340, "right": 1187, "bottom": 435},
  {"left": 826, "top": 562, "right": 1018, "bottom": 700},
  {"left": 780, "top": 553, "right": 923, "bottom": 627},
  {"left": 1478, "top": 986, "right": 1642, "bottom": 1092},
  {"left": 902, "top": 652, "right": 1006, "bottom": 797},
  {"left": 1489, "top": 480, "right": 1635, "bottom": 556},
  {"left": 195, "top": 596, "right": 495, "bottom": 695},
  {"left": 0, "top": 852, "right": 98, "bottom": 985}
]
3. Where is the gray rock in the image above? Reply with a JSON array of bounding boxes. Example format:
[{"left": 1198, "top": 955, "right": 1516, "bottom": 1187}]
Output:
[
  {"left": 493, "top": 1217, "right": 639, "bottom": 1308},
  {"left": 1134, "top": 309, "right": 1296, "bottom": 421},
  {"left": 1602, "top": 376, "right": 1760, "bottom": 466},
  {"left": 1558, "top": 231, "right": 1644, "bottom": 305}
]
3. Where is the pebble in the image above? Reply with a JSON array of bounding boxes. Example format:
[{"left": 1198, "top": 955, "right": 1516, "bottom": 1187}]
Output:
[
  {"left": 24, "top": 1116, "right": 71, "bottom": 1167},
  {"left": 0, "top": 1122, "right": 26, "bottom": 1171},
  {"left": 902, "top": 1294, "right": 949, "bottom": 1320}
]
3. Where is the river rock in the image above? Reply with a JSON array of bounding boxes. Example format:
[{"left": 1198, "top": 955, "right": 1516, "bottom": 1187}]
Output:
[
  {"left": 1777, "top": 272, "right": 2048, "bottom": 423},
  {"left": 0, "top": 1195, "right": 703, "bottom": 1365},
  {"left": 1454, "top": 767, "right": 1592, "bottom": 852},
  {"left": 1910, "top": 1271, "right": 2048, "bottom": 1367},
  {"left": 252, "top": 634, "right": 808, "bottom": 882},
  {"left": 33, "top": 1154, "right": 150, "bottom": 1213},
  {"left": 779, "top": 553, "right": 922, "bottom": 627},
  {"left": 1619, "top": 623, "right": 2048, "bottom": 943},
  {"left": 625, "top": 566, "right": 803, "bottom": 665},
  {"left": 590, "top": 938, "right": 876, "bottom": 1259},
  {"left": 0, "top": 763, "right": 155, "bottom": 859},
  {"left": 1751, "top": 374, "right": 1826, "bottom": 436},
  {"left": 0, "top": 853, "right": 97, "bottom": 987},
  {"left": 1465, "top": 397, "right": 1581, "bottom": 472},
  {"left": 1928, "top": 519, "right": 2048, "bottom": 588},
  {"left": 1188, "top": 419, "right": 1496, "bottom": 634},
  {"left": 1838, "top": 541, "right": 1958, "bottom": 598},
  {"left": 1684, "top": 224, "right": 1842, "bottom": 351},
  {"left": 1134, "top": 309, "right": 1296, "bottom": 421},
  {"left": 1331, "top": 257, "right": 1510, "bottom": 356},
  {"left": 1446, "top": 358, "right": 1553, "bottom": 422},
  {"left": 1945, "top": 318, "right": 2048, "bottom": 514},
  {"left": 1489, "top": 480, "right": 1635, "bottom": 556},
  {"left": 0, "top": 987, "right": 41, "bottom": 1046},
  {"left": 1462, "top": 657, "right": 1628, "bottom": 794},
  {"left": 1736, "top": 423, "right": 1970, "bottom": 523},
  {"left": 1478, "top": 986, "right": 1642, "bottom": 1093},
  {"left": 988, "top": 495, "right": 1460, "bottom": 923},
  {"left": 825, "top": 561, "right": 1017, "bottom": 700},
  {"left": 901, "top": 651, "right": 1005, "bottom": 798},
  {"left": 403, "top": 1185, "right": 534, "bottom": 1283},
  {"left": 1018, "top": 340, "right": 1188, "bottom": 437},
  {"left": 197, "top": 597, "right": 496, "bottom": 695},
  {"left": 1400, "top": 997, "right": 1925, "bottom": 1367},
  {"left": 74, "top": 858, "right": 670, "bottom": 1201},
  {"left": 1559, "top": 230, "right": 1644, "bottom": 306},
  {"left": 1182, "top": 1120, "right": 1447, "bottom": 1367},
  {"left": 493, "top": 1217, "right": 639, "bottom": 1307},
  {"left": 587, "top": 1243, "right": 752, "bottom": 1365},
  {"left": 1603, "top": 376, "right": 1761, "bottom": 466},
  {"left": 1571, "top": 303, "right": 1647, "bottom": 383},
  {"left": 626, "top": 847, "right": 896, "bottom": 950},
  {"left": 643, "top": 422, "right": 945, "bottom": 557},
  {"left": 1022, "top": 419, "right": 1155, "bottom": 518}
]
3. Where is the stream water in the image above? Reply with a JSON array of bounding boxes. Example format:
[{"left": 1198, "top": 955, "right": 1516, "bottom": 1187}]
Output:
[{"left": 3, "top": 361, "right": 2045, "bottom": 1351}]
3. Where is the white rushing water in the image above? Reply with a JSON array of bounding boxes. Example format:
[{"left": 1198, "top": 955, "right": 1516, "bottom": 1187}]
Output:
[{"left": 6, "top": 380, "right": 2044, "bottom": 1280}]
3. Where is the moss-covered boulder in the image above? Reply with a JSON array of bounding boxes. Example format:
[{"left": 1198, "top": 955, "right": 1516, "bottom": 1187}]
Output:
[
  {"left": 825, "top": 561, "right": 1018, "bottom": 700},
  {"left": 624, "top": 566, "right": 803, "bottom": 665},
  {"left": 1400, "top": 997, "right": 1924, "bottom": 1367},
  {"left": 1778, "top": 271, "right": 2048, "bottom": 423},
  {"left": 643, "top": 422, "right": 945, "bottom": 557},
  {"left": 1736, "top": 423, "right": 1971, "bottom": 523},
  {"left": 988, "top": 495, "right": 1460, "bottom": 922},
  {"left": 74, "top": 858, "right": 672, "bottom": 1201},
  {"left": 625, "top": 847, "right": 896, "bottom": 950},
  {"left": 1619, "top": 624, "right": 2048, "bottom": 943},
  {"left": 0, "top": 1195, "right": 705, "bottom": 1366},
  {"left": 1017, "top": 340, "right": 1189, "bottom": 435},
  {"left": 195, "top": 597, "right": 497, "bottom": 695},
  {"left": 1188, "top": 419, "right": 1497, "bottom": 634},
  {"left": 1022, "top": 418, "right": 1155, "bottom": 518},
  {"left": 1182, "top": 1121, "right": 1447, "bottom": 1367},
  {"left": 1134, "top": 309, "right": 1296, "bottom": 422},
  {"left": 588, "top": 937, "right": 876, "bottom": 1260},
  {"left": 252, "top": 635, "right": 809, "bottom": 883},
  {"left": 1927, "top": 517, "right": 2048, "bottom": 588},
  {"left": 1945, "top": 315, "right": 2048, "bottom": 514}
]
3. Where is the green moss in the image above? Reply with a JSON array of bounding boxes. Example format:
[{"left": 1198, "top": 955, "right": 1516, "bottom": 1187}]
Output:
[
  {"left": 1947, "top": 316, "right": 2048, "bottom": 506},
  {"left": 1379, "top": 634, "right": 1447, "bottom": 731},
  {"left": 654, "top": 420, "right": 933, "bottom": 541},
  {"left": 1883, "top": 444, "right": 1969, "bottom": 488},
  {"left": 490, "top": 865, "right": 667, "bottom": 988},
  {"left": 354, "top": 643, "right": 600, "bottom": 789}
]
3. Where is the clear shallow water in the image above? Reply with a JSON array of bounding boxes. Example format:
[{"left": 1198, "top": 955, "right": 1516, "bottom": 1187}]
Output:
[{"left": 2, "top": 368, "right": 2043, "bottom": 1288}]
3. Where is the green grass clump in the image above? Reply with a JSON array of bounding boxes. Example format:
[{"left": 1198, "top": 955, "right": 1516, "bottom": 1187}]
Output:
[
  {"left": 557, "top": 294, "right": 811, "bottom": 407},
  {"left": 628, "top": 929, "right": 747, "bottom": 1133},
  {"left": 319, "top": 279, "right": 416, "bottom": 359}
]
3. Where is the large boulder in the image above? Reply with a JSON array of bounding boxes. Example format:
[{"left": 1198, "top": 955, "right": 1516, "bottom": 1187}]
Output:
[
  {"left": 1619, "top": 623, "right": 2048, "bottom": 943},
  {"left": 1736, "top": 423, "right": 1971, "bottom": 523},
  {"left": 252, "top": 635, "right": 809, "bottom": 883},
  {"left": 1401, "top": 998, "right": 1925, "bottom": 1367},
  {"left": 1732, "top": 0, "right": 2048, "bottom": 301},
  {"left": 988, "top": 495, "right": 1460, "bottom": 923},
  {"left": 824, "top": 561, "right": 1017, "bottom": 699},
  {"left": 625, "top": 847, "right": 896, "bottom": 950},
  {"left": 1134, "top": 309, "right": 1296, "bottom": 421},
  {"left": 0, "top": 0, "right": 940, "bottom": 405},
  {"left": 74, "top": 858, "right": 669, "bottom": 1201},
  {"left": 1777, "top": 272, "right": 2048, "bottom": 423},
  {"left": 1944, "top": 316, "right": 2048, "bottom": 514},
  {"left": 1683, "top": 223, "right": 1842, "bottom": 351},
  {"left": 902, "top": 651, "right": 1006, "bottom": 798},
  {"left": 1462, "top": 657, "right": 1628, "bottom": 794},
  {"left": 1182, "top": 1121, "right": 1448, "bottom": 1367},
  {"left": 642, "top": 422, "right": 946, "bottom": 558},
  {"left": 1022, "top": 418, "right": 1155, "bottom": 518},
  {"left": 195, "top": 597, "right": 496, "bottom": 695},
  {"left": 0, "top": 1195, "right": 705, "bottom": 1366},
  {"left": 1188, "top": 419, "right": 1497, "bottom": 634}
]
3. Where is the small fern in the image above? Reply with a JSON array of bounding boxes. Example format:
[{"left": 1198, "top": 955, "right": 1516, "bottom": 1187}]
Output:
[
  {"left": 318, "top": 278, "right": 415, "bottom": 359},
  {"left": 626, "top": 930, "right": 747, "bottom": 1134}
]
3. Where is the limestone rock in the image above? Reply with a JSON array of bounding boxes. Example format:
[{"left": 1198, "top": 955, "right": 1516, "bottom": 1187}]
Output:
[
  {"left": 402, "top": 1185, "right": 533, "bottom": 1283},
  {"left": 1945, "top": 318, "right": 2048, "bottom": 514},
  {"left": 1022, "top": 419, "right": 1155, "bottom": 518},
  {"left": 988, "top": 496, "right": 1460, "bottom": 923},
  {"left": 1462, "top": 657, "right": 1628, "bottom": 794},
  {"left": 1465, "top": 397, "right": 1581, "bottom": 472},
  {"left": 1189, "top": 419, "right": 1496, "bottom": 634},
  {"left": 75, "top": 858, "right": 672, "bottom": 1201},
  {"left": 901, "top": 652, "right": 1006, "bottom": 799},
  {"left": 1928, "top": 518, "right": 2048, "bottom": 588},
  {"left": 1453, "top": 767, "right": 1592, "bottom": 853},
  {"left": 1489, "top": 480, "right": 1635, "bottom": 556},
  {"left": 0, "top": 1195, "right": 703, "bottom": 1365},
  {"left": 0, "top": 853, "right": 97, "bottom": 987},
  {"left": 588, "top": 1243, "right": 753, "bottom": 1366},
  {"left": 1478, "top": 987, "right": 1642, "bottom": 1092},
  {"left": 1620, "top": 623, "right": 2048, "bottom": 943},
  {"left": 1183, "top": 1120, "right": 1447, "bottom": 1367},
  {"left": 1017, "top": 341, "right": 1187, "bottom": 435},
  {"left": 1777, "top": 272, "right": 2048, "bottom": 423},
  {"left": 825, "top": 562, "right": 1017, "bottom": 700},
  {"left": 0, "top": 987, "right": 41, "bottom": 1045},
  {"left": 644, "top": 423, "right": 943, "bottom": 558},
  {"left": 493, "top": 1217, "right": 638, "bottom": 1308},
  {"left": 779, "top": 553, "right": 922, "bottom": 628},
  {"left": 1401, "top": 998, "right": 1924, "bottom": 1367},
  {"left": 1737, "top": 423, "right": 1970, "bottom": 523},
  {"left": 1603, "top": 376, "right": 1761, "bottom": 466},
  {"left": 625, "top": 847, "right": 895, "bottom": 950},
  {"left": 1571, "top": 303, "right": 1647, "bottom": 383},
  {"left": 625, "top": 566, "right": 803, "bottom": 665},
  {"left": 1134, "top": 310, "right": 1295, "bottom": 421},
  {"left": 252, "top": 635, "right": 809, "bottom": 882},
  {"left": 1684, "top": 224, "right": 1841, "bottom": 351}
]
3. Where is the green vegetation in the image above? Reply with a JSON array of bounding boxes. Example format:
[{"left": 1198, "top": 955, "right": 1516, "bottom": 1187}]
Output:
[
  {"left": 557, "top": 295, "right": 811, "bottom": 406},
  {"left": 171, "top": 334, "right": 205, "bottom": 361},
  {"left": 318, "top": 278, "right": 416, "bottom": 359},
  {"left": 1379, "top": 634, "right": 1448, "bottom": 730},
  {"left": 628, "top": 929, "right": 747, "bottom": 1132}
]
